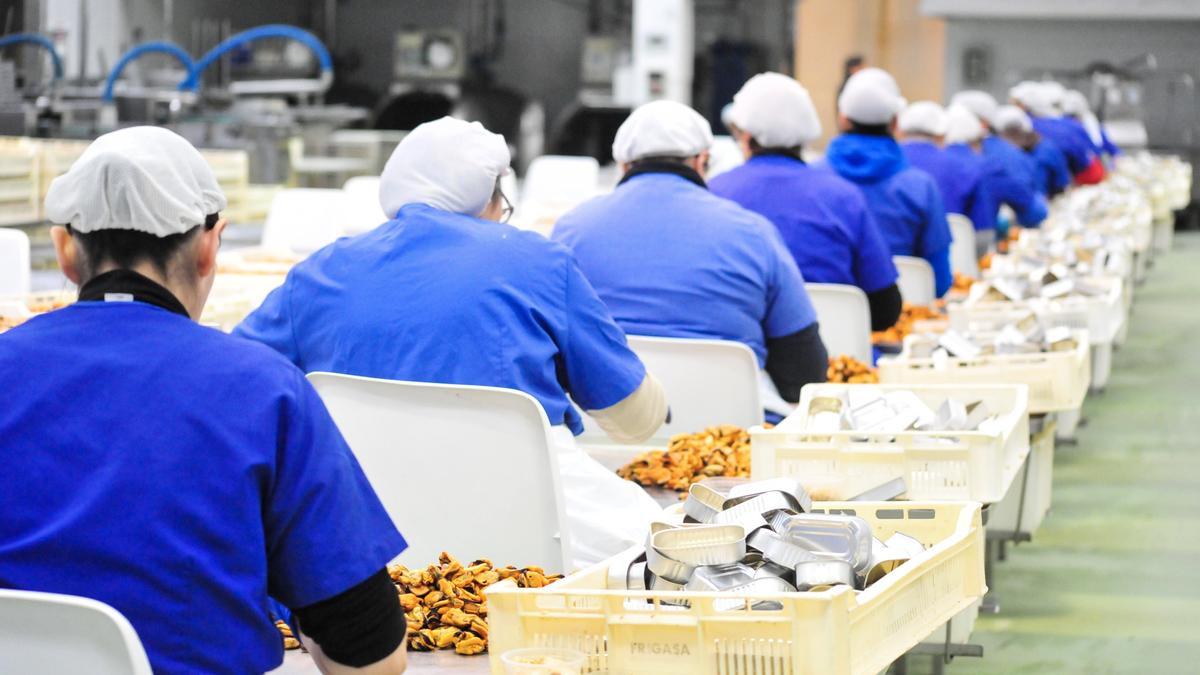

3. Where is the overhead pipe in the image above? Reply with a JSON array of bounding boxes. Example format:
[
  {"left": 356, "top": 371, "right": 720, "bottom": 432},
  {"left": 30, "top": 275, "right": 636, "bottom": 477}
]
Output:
[
  {"left": 179, "top": 24, "right": 332, "bottom": 94},
  {"left": 0, "top": 32, "right": 64, "bottom": 81},
  {"left": 102, "top": 41, "right": 194, "bottom": 102}
]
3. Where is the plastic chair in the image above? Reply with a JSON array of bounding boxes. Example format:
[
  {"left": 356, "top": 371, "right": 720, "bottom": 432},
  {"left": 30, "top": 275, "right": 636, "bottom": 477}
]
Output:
[
  {"left": 947, "top": 213, "right": 979, "bottom": 278},
  {"left": 579, "top": 336, "right": 764, "bottom": 451},
  {"left": 307, "top": 373, "right": 572, "bottom": 572},
  {"left": 805, "top": 283, "right": 873, "bottom": 363},
  {"left": 518, "top": 155, "right": 599, "bottom": 216},
  {"left": 261, "top": 188, "right": 351, "bottom": 254},
  {"left": 0, "top": 227, "right": 31, "bottom": 296},
  {"left": 341, "top": 176, "right": 389, "bottom": 234},
  {"left": 706, "top": 135, "right": 745, "bottom": 179},
  {"left": 0, "top": 589, "right": 152, "bottom": 675},
  {"left": 894, "top": 255, "right": 936, "bottom": 306}
]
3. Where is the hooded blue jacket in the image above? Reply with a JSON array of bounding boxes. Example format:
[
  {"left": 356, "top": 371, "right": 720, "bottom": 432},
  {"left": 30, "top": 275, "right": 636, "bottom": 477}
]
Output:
[
  {"left": 823, "top": 133, "right": 952, "bottom": 297},
  {"left": 979, "top": 135, "right": 1050, "bottom": 223}
]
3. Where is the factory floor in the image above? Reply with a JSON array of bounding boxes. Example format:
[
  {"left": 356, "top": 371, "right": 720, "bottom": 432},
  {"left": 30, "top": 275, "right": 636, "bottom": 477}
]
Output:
[{"left": 915, "top": 231, "right": 1200, "bottom": 675}]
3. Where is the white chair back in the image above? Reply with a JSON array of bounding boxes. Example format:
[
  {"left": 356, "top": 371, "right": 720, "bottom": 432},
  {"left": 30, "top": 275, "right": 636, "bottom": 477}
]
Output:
[
  {"left": 805, "top": 283, "right": 873, "bottom": 363},
  {"left": 261, "top": 188, "right": 352, "bottom": 254},
  {"left": 948, "top": 213, "right": 979, "bottom": 277},
  {"left": 307, "top": 373, "right": 571, "bottom": 572},
  {"left": 894, "top": 255, "right": 936, "bottom": 306},
  {"left": 706, "top": 135, "right": 745, "bottom": 179},
  {"left": 341, "top": 176, "right": 389, "bottom": 234},
  {"left": 0, "top": 589, "right": 152, "bottom": 675},
  {"left": 579, "top": 336, "right": 763, "bottom": 450},
  {"left": 519, "top": 155, "right": 599, "bottom": 212},
  {"left": 0, "top": 227, "right": 31, "bottom": 296}
]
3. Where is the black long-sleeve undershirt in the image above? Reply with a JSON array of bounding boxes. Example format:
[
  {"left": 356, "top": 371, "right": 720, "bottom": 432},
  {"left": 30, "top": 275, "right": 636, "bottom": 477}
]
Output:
[
  {"left": 293, "top": 569, "right": 406, "bottom": 667},
  {"left": 867, "top": 283, "right": 904, "bottom": 332},
  {"left": 765, "top": 322, "right": 829, "bottom": 403}
]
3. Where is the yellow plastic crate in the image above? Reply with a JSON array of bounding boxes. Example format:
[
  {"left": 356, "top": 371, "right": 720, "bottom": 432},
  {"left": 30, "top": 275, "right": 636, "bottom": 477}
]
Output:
[
  {"left": 486, "top": 501, "right": 985, "bottom": 675},
  {"left": 878, "top": 331, "right": 1090, "bottom": 414},
  {"left": 750, "top": 384, "right": 1030, "bottom": 505},
  {"left": 950, "top": 276, "right": 1126, "bottom": 346}
]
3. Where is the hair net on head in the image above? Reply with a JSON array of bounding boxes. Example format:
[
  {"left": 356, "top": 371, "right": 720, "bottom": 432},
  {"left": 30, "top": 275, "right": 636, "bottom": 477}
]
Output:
[
  {"left": 1061, "top": 90, "right": 1090, "bottom": 116},
  {"left": 380, "top": 117, "right": 511, "bottom": 218},
  {"left": 943, "top": 104, "right": 984, "bottom": 145},
  {"left": 950, "top": 90, "right": 998, "bottom": 126},
  {"left": 44, "top": 126, "right": 226, "bottom": 238},
  {"left": 838, "top": 67, "right": 906, "bottom": 125},
  {"left": 898, "top": 101, "right": 948, "bottom": 137},
  {"left": 726, "top": 72, "right": 822, "bottom": 147},
  {"left": 1010, "top": 81, "right": 1059, "bottom": 117},
  {"left": 613, "top": 100, "right": 714, "bottom": 164},
  {"left": 992, "top": 105, "right": 1033, "bottom": 134}
]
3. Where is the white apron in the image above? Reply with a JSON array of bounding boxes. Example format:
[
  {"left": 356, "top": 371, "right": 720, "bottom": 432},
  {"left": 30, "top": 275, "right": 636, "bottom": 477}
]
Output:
[{"left": 550, "top": 427, "right": 662, "bottom": 571}]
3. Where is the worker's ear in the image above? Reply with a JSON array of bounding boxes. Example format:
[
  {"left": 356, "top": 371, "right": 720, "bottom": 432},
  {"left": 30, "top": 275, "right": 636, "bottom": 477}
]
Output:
[
  {"left": 691, "top": 151, "right": 711, "bottom": 180},
  {"left": 50, "top": 225, "right": 82, "bottom": 285},
  {"left": 836, "top": 113, "right": 852, "bottom": 132},
  {"left": 195, "top": 218, "right": 227, "bottom": 279},
  {"left": 888, "top": 117, "right": 898, "bottom": 135}
]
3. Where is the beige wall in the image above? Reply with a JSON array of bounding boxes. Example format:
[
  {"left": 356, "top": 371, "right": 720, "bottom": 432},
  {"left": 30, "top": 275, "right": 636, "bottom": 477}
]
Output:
[{"left": 796, "top": 0, "right": 945, "bottom": 150}]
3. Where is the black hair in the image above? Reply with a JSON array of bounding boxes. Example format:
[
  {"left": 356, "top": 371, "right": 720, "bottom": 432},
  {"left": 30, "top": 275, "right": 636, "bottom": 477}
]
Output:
[
  {"left": 628, "top": 155, "right": 692, "bottom": 168},
  {"left": 69, "top": 213, "right": 220, "bottom": 281},
  {"left": 848, "top": 121, "right": 893, "bottom": 137},
  {"left": 748, "top": 137, "right": 803, "bottom": 160}
]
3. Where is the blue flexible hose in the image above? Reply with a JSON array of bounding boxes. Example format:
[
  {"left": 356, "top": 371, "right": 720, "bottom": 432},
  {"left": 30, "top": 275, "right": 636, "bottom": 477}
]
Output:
[
  {"left": 0, "top": 33, "right": 64, "bottom": 81},
  {"left": 179, "top": 24, "right": 332, "bottom": 93},
  {"left": 102, "top": 41, "right": 194, "bottom": 102}
]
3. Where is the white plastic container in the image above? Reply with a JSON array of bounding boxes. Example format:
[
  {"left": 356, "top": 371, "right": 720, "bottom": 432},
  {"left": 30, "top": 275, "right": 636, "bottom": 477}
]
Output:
[
  {"left": 487, "top": 501, "right": 986, "bottom": 675},
  {"left": 750, "top": 384, "right": 1030, "bottom": 505},
  {"left": 878, "top": 332, "right": 1090, "bottom": 415}
]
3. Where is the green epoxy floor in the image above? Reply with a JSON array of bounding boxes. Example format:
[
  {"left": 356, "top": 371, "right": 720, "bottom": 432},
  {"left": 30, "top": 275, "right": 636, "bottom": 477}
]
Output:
[{"left": 917, "top": 232, "right": 1200, "bottom": 674}]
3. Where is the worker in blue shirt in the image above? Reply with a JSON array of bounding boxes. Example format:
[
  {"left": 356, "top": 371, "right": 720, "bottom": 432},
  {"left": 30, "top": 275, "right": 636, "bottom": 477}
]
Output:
[
  {"left": 898, "top": 102, "right": 999, "bottom": 258},
  {"left": 236, "top": 117, "right": 667, "bottom": 569},
  {"left": 710, "top": 72, "right": 901, "bottom": 332},
  {"left": 1011, "top": 81, "right": 1105, "bottom": 184},
  {"left": 821, "top": 67, "right": 953, "bottom": 298},
  {"left": 0, "top": 128, "right": 409, "bottom": 675},
  {"left": 554, "top": 100, "right": 828, "bottom": 406},
  {"left": 1062, "top": 89, "right": 1121, "bottom": 160},
  {"left": 993, "top": 104, "right": 1072, "bottom": 198}
]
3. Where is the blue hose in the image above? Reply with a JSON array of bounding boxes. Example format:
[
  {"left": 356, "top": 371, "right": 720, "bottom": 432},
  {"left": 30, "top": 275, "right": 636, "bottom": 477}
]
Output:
[
  {"left": 0, "top": 32, "right": 64, "bottom": 81},
  {"left": 102, "top": 41, "right": 194, "bottom": 102},
  {"left": 179, "top": 24, "right": 332, "bottom": 92}
]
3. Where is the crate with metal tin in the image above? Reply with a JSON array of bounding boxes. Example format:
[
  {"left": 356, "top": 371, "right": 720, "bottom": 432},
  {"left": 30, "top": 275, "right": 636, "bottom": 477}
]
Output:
[
  {"left": 877, "top": 326, "right": 1090, "bottom": 416},
  {"left": 486, "top": 484, "right": 984, "bottom": 675}
]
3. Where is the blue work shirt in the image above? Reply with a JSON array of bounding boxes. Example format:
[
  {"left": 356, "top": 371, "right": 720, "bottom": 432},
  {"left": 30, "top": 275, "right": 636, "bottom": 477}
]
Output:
[
  {"left": 902, "top": 140, "right": 998, "bottom": 234},
  {"left": 235, "top": 203, "right": 645, "bottom": 435},
  {"left": 0, "top": 301, "right": 405, "bottom": 675},
  {"left": 552, "top": 171, "right": 817, "bottom": 366},
  {"left": 822, "top": 133, "right": 953, "bottom": 297},
  {"left": 1031, "top": 116, "right": 1095, "bottom": 175},
  {"left": 709, "top": 154, "right": 898, "bottom": 294},
  {"left": 979, "top": 135, "right": 1051, "bottom": 223},
  {"left": 1028, "top": 139, "right": 1072, "bottom": 197}
]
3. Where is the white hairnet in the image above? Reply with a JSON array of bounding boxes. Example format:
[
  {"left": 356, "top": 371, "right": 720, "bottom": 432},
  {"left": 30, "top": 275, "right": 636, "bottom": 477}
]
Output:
[
  {"left": 44, "top": 126, "right": 226, "bottom": 237},
  {"left": 1010, "top": 81, "right": 1058, "bottom": 117},
  {"left": 897, "top": 101, "right": 948, "bottom": 137},
  {"left": 379, "top": 117, "right": 511, "bottom": 218},
  {"left": 726, "top": 72, "right": 822, "bottom": 147},
  {"left": 838, "top": 67, "right": 906, "bottom": 125},
  {"left": 613, "top": 100, "right": 714, "bottom": 164},
  {"left": 950, "top": 90, "right": 998, "bottom": 126},
  {"left": 993, "top": 105, "right": 1033, "bottom": 134},
  {"left": 1061, "top": 90, "right": 1091, "bottom": 116},
  {"left": 943, "top": 104, "right": 984, "bottom": 145}
]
